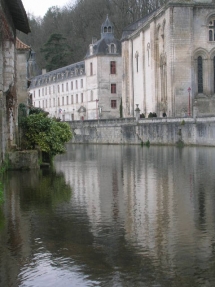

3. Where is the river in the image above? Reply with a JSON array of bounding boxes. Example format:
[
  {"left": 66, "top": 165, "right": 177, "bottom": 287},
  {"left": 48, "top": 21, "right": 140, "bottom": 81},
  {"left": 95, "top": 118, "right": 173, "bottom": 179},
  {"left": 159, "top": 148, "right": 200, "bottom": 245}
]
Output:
[{"left": 0, "top": 144, "right": 215, "bottom": 286}]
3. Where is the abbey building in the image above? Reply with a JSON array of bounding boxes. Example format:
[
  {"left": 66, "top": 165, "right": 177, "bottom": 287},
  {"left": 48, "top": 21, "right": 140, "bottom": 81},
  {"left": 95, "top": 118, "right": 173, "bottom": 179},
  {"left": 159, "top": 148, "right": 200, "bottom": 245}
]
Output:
[
  {"left": 30, "top": 0, "right": 215, "bottom": 120},
  {"left": 29, "top": 17, "right": 122, "bottom": 120},
  {"left": 122, "top": 0, "right": 215, "bottom": 117}
]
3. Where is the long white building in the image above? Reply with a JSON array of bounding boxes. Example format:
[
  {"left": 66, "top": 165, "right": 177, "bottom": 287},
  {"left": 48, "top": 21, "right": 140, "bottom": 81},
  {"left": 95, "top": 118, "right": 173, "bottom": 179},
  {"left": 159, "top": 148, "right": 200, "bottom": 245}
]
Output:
[{"left": 29, "top": 16, "right": 122, "bottom": 121}]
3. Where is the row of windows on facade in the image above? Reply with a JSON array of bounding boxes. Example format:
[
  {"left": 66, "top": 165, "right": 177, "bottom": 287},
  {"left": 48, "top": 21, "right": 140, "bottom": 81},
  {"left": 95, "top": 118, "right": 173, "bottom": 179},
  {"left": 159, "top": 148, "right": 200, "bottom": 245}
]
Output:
[
  {"left": 33, "top": 83, "right": 117, "bottom": 98},
  {"left": 34, "top": 98, "right": 117, "bottom": 109},
  {"left": 33, "top": 61, "right": 117, "bottom": 97},
  {"left": 34, "top": 87, "right": 117, "bottom": 107},
  {"left": 197, "top": 56, "right": 215, "bottom": 93}
]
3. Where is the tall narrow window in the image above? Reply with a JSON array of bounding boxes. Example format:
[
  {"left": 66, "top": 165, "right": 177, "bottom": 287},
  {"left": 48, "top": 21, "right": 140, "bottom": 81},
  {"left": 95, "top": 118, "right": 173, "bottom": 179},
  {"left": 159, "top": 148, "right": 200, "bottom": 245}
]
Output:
[
  {"left": 111, "top": 100, "right": 117, "bottom": 108},
  {"left": 76, "top": 80, "right": 78, "bottom": 89},
  {"left": 71, "top": 95, "right": 73, "bottom": 104},
  {"left": 90, "top": 63, "right": 93, "bottom": 76},
  {"left": 62, "top": 97, "right": 64, "bottom": 105},
  {"left": 214, "top": 57, "right": 215, "bottom": 93},
  {"left": 67, "top": 96, "right": 69, "bottom": 105},
  {"left": 62, "top": 84, "right": 64, "bottom": 92},
  {"left": 53, "top": 98, "right": 55, "bottom": 107},
  {"left": 71, "top": 81, "right": 73, "bottom": 90},
  {"left": 135, "top": 52, "right": 139, "bottom": 72},
  {"left": 66, "top": 83, "right": 68, "bottom": 91},
  {"left": 38, "top": 89, "right": 40, "bottom": 97},
  {"left": 76, "top": 94, "right": 78, "bottom": 103},
  {"left": 81, "top": 79, "right": 83, "bottom": 88},
  {"left": 209, "top": 20, "right": 215, "bottom": 41},
  {"left": 58, "top": 85, "right": 60, "bottom": 93},
  {"left": 111, "top": 84, "right": 116, "bottom": 94},
  {"left": 111, "top": 44, "right": 115, "bottom": 53},
  {"left": 110, "top": 61, "right": 116, "bottom": 74},
  {"left": 81, "top": 93, "right": 83, "bottom": 103},
  {"left": 91, "top": 91, "right": 93, "bottom": 101},
  {"left": 198, "top": 56, "right": 203, "bottom": 93}
]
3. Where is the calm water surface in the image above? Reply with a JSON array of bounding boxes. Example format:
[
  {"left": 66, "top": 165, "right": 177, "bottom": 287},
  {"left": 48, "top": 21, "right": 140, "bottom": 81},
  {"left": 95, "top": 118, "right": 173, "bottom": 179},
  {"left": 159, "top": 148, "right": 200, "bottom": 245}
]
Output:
[{"left": 0, "top": 145, "right": 215, "bottom": 286}]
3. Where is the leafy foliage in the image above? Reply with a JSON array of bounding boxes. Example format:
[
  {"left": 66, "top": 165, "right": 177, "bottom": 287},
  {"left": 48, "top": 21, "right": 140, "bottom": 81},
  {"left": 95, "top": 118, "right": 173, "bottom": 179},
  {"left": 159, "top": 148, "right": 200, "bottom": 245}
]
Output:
[{"left": 21, "top": 112, "right": 72, "bottom": 157}]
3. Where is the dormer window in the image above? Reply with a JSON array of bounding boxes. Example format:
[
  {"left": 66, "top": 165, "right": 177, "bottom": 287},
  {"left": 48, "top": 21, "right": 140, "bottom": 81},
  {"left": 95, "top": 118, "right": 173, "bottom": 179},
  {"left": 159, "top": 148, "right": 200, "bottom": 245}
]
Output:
[
  {"left": 104, "top": 27, "right": 107, "bottom": 33},
  {"left": 209, "top": 19, "right": 215, "bottom": 41},
  {"left": 108, "top": 26, "right": 111, "bottom": 32}
]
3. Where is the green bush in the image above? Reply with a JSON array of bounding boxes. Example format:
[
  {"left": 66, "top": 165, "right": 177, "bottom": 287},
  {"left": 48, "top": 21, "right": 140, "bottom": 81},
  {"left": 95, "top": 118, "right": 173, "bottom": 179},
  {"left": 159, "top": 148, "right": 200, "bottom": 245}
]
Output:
[{"left": 21, "top": 112, "right": 72, "bottom": 158}]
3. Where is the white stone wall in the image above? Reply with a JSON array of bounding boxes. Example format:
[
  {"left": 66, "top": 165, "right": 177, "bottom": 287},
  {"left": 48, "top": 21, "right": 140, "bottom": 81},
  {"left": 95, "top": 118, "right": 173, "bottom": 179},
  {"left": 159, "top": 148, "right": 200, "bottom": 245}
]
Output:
[{"left": 122, "top": 2, "right": 215, "bottom": 119}]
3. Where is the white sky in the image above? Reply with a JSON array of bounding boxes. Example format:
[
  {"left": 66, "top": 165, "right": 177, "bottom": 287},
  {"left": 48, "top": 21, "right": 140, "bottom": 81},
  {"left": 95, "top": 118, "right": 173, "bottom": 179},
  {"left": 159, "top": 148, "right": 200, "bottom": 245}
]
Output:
[{"left": 22, "top": 0, "right": 74, "bottom": 17}]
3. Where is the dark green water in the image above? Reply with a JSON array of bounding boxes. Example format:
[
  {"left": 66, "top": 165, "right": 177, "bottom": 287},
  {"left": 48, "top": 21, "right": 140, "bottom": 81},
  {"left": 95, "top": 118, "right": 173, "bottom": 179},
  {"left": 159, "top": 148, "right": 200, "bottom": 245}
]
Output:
[{"left": 0, "top": 144, "right": 215, "bottom": 287}]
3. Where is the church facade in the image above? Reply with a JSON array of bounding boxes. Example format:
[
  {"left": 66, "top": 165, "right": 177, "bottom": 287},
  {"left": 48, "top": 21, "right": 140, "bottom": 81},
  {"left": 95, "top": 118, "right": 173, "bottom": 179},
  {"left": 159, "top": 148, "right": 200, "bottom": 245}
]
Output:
[
  {"left": 29, "top": 17, "right": 122, "bottom": 121},
  {"left": 121, "top": 0, "right": 215, "bottom": 118}
]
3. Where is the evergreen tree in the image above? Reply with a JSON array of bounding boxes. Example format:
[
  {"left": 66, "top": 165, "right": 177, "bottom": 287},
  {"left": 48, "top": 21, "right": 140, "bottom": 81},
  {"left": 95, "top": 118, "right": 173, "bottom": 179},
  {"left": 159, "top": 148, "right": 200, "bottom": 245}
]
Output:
[{"left": 40, "top": 33, "right": 72, "bottom": 71}]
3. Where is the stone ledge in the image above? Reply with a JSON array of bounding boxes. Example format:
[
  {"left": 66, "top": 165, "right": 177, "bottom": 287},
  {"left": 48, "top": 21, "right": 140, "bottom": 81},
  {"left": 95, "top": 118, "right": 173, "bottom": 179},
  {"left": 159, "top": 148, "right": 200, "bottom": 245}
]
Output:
[{"left": 8, "top": 150, "right": 39, "bottom": 170}]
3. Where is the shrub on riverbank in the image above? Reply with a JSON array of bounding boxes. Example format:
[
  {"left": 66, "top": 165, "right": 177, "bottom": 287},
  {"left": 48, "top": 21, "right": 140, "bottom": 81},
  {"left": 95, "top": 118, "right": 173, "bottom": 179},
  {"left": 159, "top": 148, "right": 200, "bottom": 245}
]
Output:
[{"left": 20, "top": 109, "right": 72, "bottom": 160}]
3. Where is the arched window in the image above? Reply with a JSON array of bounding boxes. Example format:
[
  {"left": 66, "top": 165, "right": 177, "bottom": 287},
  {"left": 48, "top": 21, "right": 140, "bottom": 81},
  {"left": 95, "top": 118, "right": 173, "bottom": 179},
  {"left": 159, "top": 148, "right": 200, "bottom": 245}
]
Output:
[
  {"left": 198, "top": 56, "right": 203, "bottom": 93},
  {"left": 108, "top": 26, "right": 111, "bottom": 32},
  {"left": 209, "top": 19, "right": 215, "bottom": 41},
  {"left": 111, "top": 44, "right": 115, "bottom": 53},
  {"left": 104, "top": 27, "right": 107, "bottom": 33}
]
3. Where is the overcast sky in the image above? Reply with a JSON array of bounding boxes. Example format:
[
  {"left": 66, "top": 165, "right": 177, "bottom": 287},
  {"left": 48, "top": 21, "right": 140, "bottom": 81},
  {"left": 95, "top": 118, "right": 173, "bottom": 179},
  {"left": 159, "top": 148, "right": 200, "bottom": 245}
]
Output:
[{"left": 22, "top": 0, "right": 74, "bottom": 17}]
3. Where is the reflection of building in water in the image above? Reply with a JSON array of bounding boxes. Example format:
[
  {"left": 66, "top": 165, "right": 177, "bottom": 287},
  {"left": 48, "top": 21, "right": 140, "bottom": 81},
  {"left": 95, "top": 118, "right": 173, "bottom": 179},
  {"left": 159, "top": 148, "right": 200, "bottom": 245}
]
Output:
[{"left": 55, "top": 145, "right": 215, "bottom": 272}]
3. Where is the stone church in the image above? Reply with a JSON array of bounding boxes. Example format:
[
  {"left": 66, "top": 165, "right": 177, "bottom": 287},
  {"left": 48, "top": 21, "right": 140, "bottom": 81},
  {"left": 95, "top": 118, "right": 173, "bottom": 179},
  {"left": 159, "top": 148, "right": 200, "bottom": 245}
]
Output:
[
  {"left": 29, "top": 16, "right": 122, "bottom": 121},
  {"left": 121, "top": 0, "right": 215, "bottom": 118}
]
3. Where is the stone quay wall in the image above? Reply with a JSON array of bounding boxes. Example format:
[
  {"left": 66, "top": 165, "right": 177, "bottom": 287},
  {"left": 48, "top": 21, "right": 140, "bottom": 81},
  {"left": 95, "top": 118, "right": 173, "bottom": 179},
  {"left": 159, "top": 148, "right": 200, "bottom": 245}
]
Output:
[{"left": 68, "top": 117, "right": 215, "bottom": 146}]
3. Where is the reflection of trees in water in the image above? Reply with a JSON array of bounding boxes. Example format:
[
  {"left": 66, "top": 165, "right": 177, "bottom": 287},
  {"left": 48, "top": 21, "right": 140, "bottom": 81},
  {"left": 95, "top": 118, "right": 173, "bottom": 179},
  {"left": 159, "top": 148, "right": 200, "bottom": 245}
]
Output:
[
  {"left": 0, "top": 208, "right": 4, "bottom": 230},
  {"left": 19, "top": 168, "right": 72, "bottom": 210}
]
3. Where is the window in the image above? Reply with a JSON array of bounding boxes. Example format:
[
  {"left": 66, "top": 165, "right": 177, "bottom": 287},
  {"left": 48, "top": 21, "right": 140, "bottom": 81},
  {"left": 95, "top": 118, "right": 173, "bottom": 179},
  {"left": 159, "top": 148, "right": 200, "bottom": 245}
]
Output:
[
  {"left": 58, "top": 85, "right": 60, "bottom": 93},
  {"left": 46, "top": 100, "right": 47, "bottom": 108},
  {"left": 214, "top": 57, "right": 215, "bottom": 93},
  {"left": 91, "top": 90, "right": 93, "bottom": 101},
  {"left": 111, "top": 44, "right": 115, "bottom": 53},
  {"left": 90, "top": 62, "right": 93, "bottom": 76},
  {"left": 42, "top": 88, "right": 44, "bottom": 96},
  {"left": 81, "top": 93, "right": 83, "bottom": 103},
  {"left": 108, "top": 26, "right": 111, "bottom": 33},
  {"left": 53, "top": 86, "right": 55, "bottom": 93},
  {"left": 62, "top": 97, "right": 64, "bottom": 105},
  {"left": 111, "top": 84, "right": 116, "bottom": 94},
  {"left": 76, "top": 94, "right": 78, "bottom": 103},
  {"left": 49, "top": 86, "right": 51, "bottom": 95},
  {"left": 34, "top": 91, "right": 35, "bottom": 98},
  {"left": 39, "top": 101, "right": 40, "bottom": 107},
  {"left": 135, "top": 52, "right": 139, "bottom": 72},
  {"left": 45, "top": 87, "right": 47, "bottom": 95},
  {"left": 81, "top": 79, "right": 83, "bottom": 88},
  {"left": 38, "top": 89, "right": 40, "bottom": 97},
  {"left": 71, "top": 95, "right": 73, "bottom": 104},
  {"left": 49, "top": 99, "right": 51, "bottom": 107},
  {"left": 198, "top": 56, "right": 203, "bottom": 93},
  {"left": 76, "top": 80, "right": 78, "bottom": 89},
  {"left": 62, "top": 84, "right": 64, "bottom": 92},
  {"left": 66, "top": 83, "right": 68, "bottom": 91},
  {"left": 58, "top": 97, "right": 60, "bottom": 106},
  {"left": 209, "top": 20, "right": 215, "bottom": 41},
  {"left": 71, "top": 81, "right": 73, "bottom": 90},
  {"left": 110, "top": 61, "right": 116, "bottom": 74},
  {"left": 53, "top": 98, "right": 55, "bottom": 107},
  {"left": 111, "top": 100, "right": 117, "bottom": 108}
]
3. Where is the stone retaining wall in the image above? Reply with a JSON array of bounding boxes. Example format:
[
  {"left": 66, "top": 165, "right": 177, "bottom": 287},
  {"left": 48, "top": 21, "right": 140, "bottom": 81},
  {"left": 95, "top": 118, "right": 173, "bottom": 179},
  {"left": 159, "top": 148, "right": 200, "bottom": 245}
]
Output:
[{"left": 68, "top": 117, "right": 215, "bottom": 146}]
